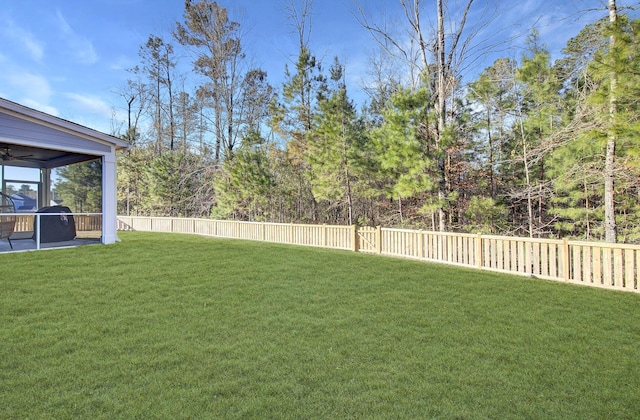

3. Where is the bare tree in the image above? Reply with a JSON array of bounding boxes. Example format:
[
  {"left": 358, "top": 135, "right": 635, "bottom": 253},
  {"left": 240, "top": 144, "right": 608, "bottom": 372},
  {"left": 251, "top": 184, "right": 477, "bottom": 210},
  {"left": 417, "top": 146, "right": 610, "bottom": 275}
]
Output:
[
  {"left": 114, "top": 78, "right": 149, "bottom": 146},
  {"left": 174, "top": 0, "right": 246, "bottom": 163},
  {"left": 132, "top": 35, "right": 178, "bottom": 154},
  {"left": 239, "top": 69, "right": 274, "bottom": 137},
  {"left": 354, "top": 0, "right": 500, "bottom": 231},
  {"left": 361, "top": 45, "right": 403, "bottom": 127}
]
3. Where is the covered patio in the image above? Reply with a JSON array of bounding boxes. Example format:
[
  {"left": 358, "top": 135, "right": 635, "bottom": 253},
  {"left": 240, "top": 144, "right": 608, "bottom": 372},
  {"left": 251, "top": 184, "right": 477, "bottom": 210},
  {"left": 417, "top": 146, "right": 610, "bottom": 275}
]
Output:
[{"left": 0, "top": 97, "right": 128, "bottom": 253}]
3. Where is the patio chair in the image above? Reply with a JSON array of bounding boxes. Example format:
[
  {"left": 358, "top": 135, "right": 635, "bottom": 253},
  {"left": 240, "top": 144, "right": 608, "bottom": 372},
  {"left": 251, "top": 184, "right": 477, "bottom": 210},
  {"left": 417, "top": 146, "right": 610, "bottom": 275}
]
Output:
[{"left": 0, "top": 192, "right": 16, "bottom": 249}]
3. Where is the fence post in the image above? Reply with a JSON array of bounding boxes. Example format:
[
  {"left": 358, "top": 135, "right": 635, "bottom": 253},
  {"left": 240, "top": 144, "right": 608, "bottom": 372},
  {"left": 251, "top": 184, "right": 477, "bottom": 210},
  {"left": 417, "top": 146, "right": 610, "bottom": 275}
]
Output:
[
  {"left": 290, "top": 223, "right": 294, "bottom": 244},
  {"left": 476, "top": 233, "right": 482, "bottom": 269},
  {"left": 261, "top": 222, "right": 266, "bottom": 241},
  {"left": 418, "top": 229, "right": 424, "bottom": 259},
  {"left": 563, "top": 238, "right": 570, "bottom": 282},
  {"left": 376, "top": 226, "right": 382, "bottom": 254},
  {"left": 352, "top": 225, "right": 359, "bottom": 252}
]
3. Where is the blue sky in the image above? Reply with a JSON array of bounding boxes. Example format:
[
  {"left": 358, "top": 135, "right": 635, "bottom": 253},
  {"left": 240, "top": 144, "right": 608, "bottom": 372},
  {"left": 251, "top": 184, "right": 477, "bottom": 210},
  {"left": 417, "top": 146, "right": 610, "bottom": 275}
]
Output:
[{"left": 0, "top": 0, "right": 619, "bottom": 135}]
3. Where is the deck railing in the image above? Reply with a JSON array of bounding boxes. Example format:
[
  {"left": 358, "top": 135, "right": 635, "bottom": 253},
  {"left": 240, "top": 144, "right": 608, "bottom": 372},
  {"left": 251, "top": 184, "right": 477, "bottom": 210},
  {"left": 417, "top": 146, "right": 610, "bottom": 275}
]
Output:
[
  {"left": 7, "top": 213, "right": 102, "bottom": 249},
  {"left": 116, "top": 216, "right": 640, "bottom": 294},
  {"left": 14, "top": 214, "right": 103, "bottom": 233}
]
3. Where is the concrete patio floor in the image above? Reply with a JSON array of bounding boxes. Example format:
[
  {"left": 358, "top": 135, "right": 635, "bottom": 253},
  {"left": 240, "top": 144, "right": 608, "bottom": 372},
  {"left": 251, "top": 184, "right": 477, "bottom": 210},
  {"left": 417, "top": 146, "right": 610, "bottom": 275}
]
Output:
[{"left": 0, "top": 234, "right": 101, "bottom": 253}]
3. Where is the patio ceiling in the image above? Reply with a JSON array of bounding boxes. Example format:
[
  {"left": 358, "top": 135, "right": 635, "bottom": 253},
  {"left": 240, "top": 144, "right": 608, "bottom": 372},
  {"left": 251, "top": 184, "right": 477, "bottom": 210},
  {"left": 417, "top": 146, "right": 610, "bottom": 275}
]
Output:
[{"left": 0, "top": 141, "right": 98, "bottom": 169}]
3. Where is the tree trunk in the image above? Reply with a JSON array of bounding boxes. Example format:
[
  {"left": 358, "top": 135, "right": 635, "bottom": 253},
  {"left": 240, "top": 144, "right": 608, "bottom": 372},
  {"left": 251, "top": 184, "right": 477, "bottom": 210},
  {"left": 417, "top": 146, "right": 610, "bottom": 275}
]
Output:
[
  {"left": 604, "top": 0, "right": 618, "bottom": 243},
  {"left": 488, "top": 112, "right": 495, "bottom": 199},
  {"left": 155, "top": 77, "right": 163, "bottom": 155},
  {"left": 214, "top": 94, "right": 222, "bottom": 165},
  {"left": 166, "top": 59, "right": 175, "bottom": 151},
  {"left": 436, "top": 0, "right": 447, "bottom": 232},
  {"left": 584, "top": 178, "right": 591, "bottom": 240},
  {"left": 519, "top": 116, "right": 534, "bottom": 238},
  {"left": 345, "top": 167, "right": 353, "bottom": 226}
]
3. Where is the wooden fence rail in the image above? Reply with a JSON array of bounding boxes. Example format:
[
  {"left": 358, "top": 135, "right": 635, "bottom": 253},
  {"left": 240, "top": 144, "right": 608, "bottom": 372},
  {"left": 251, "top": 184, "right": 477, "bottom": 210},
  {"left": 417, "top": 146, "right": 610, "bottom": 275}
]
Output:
[
  {"left": 116, "top": 216, "right": 640, "bottom": 294},
  {"left": 14, "top": 214, "right": 102, "bottom": 232}
]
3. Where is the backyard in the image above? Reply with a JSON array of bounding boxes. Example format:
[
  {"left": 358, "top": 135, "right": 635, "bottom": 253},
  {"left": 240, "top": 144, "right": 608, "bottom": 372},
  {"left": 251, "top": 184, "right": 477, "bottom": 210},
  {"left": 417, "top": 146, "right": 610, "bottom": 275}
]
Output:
[{"left": 1, "top": 231, "right": 639, "bottom": 418}]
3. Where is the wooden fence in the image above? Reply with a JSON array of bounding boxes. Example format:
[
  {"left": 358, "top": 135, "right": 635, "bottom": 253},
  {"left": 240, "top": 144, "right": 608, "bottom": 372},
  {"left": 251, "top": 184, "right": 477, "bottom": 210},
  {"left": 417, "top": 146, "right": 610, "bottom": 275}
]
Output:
[
  {"left": 14, "top": 214, "right": 103, "bottom": 233},
  {"left": 116, "top": 216, "right": 640, "bottom": 294}
]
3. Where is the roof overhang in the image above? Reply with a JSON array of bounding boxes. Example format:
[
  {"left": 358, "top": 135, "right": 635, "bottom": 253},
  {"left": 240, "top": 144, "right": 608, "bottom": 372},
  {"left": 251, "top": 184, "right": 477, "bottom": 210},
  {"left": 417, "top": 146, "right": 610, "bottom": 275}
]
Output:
[{"left": 0, "top": 97, "right": 129, "bottom": 169}]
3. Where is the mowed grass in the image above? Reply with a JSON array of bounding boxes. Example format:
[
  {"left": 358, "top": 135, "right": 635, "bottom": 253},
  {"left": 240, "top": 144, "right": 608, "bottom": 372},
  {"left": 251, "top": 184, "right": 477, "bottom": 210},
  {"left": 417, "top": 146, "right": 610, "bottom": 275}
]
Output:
[{"left": 1, "top": 232, "right": 639, "bottom": 419}]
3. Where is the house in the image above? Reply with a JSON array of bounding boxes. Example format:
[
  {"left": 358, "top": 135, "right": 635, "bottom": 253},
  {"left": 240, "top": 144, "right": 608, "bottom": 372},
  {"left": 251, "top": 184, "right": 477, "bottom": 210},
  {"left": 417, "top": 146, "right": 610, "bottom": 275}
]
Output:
[
  {"left": 0, "top": 97, "right": 128, "bottom": 246},
  {"left": 9, "top": 194, "right": 37, "bottom": 211}
]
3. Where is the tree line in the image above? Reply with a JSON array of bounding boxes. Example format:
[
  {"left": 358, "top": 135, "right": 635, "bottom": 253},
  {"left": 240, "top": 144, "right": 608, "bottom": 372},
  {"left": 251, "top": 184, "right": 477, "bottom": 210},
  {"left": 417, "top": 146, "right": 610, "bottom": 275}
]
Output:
[{"left": 59, "top": 0, "right": 639, "bottom": 243}]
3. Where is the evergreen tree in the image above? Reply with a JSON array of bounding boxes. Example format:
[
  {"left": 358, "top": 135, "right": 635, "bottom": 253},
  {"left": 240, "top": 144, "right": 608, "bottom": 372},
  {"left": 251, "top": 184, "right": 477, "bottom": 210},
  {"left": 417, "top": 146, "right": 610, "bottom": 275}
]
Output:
[
  {"left": 467, "top": 58, "right": 517, "bottom": 199},
  {"left": 370, "top": 87, "right": 434, "bottom": 225},
  {"left": 306, "top": 58, "right": 369, "bottom": 225},
  {"left": 140, "top": 151, "right": 205, "bottom": 217},
  {"left": 212, "top": 133, "right": 275, "bottom": 220},
  {"left": 55, "top": 160, "right": 102, "bottom": 213},
  {"left": 511, "top": 32, "right": 563, "bottom": 237},
  {"left": 551, "top": 13, "right": 640, "bottom": 241},
  {"left": 268, "top": 1, "right": 325, "bottom": 223}
]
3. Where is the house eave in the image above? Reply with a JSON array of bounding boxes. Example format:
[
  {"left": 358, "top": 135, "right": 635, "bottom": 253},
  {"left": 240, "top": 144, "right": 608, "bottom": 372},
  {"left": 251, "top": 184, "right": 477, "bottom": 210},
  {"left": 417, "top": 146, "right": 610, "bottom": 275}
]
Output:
[{"left": 0, "top": 97, "right": 129, "bottom": 152}]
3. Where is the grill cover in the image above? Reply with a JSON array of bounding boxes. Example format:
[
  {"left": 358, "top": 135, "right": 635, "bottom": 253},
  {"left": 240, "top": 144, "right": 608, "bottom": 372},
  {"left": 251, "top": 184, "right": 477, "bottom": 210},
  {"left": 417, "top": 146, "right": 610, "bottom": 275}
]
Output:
[{"left": 33, "top": 206, "right": 76, "bottom": 243}]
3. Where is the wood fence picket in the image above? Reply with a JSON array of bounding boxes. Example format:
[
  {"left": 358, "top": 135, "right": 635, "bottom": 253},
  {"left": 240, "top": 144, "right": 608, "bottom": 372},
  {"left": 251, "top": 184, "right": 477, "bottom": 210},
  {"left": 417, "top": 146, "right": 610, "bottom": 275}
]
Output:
[{"left": 116, "top": 216, "right": 640, "bottom": 293}]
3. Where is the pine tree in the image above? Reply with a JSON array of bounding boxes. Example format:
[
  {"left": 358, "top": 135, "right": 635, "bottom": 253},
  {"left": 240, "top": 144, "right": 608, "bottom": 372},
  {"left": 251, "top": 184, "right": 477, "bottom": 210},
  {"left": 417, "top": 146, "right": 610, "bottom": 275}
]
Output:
[
  {"left": 213, "top": 137, "right": 275, "bottom": 221},
  {"left": 467, "top": 58, "right": 517, "bottom": 199},
  {"left": 174, "top": 0, "right": 245, "bottom": 162},
  {"left": 267, "top": 1, "right": 325, "bottom": 223},
  {"left": 511, "top": 32, "right": 563, "bottom": 237},
  {"left": 590, "top": 6, "right": 640, "bottom": 242},
  {"left": 130, "top": 35, "right": 178, "bottom": 154},
  {"left": 370, "top": 87, "right": 434, "bottom": 224},
  {"left": 550, "top": 12, "right": 640, "bottom": 242},
  {"left": 306, "top": 58, "right": 369, "bottom": 225},
  {"left": 140, "top": 151, "right": 205, "bottom": 217},
  {"left": 55, "top": 160, "right": 102, "bottom": 213},
  {"left": 117, "top": 147, "right": 150, "bottom": 216},
  {"left": 547, "top": 19, "right": 609, "bottom": 240}
]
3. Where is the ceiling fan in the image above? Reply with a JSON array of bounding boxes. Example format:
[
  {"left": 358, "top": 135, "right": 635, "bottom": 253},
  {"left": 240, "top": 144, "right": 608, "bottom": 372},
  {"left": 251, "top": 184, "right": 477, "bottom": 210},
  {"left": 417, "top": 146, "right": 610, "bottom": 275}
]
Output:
[{"left": 0, "top": 147, "right": 39, "bottom": 163}]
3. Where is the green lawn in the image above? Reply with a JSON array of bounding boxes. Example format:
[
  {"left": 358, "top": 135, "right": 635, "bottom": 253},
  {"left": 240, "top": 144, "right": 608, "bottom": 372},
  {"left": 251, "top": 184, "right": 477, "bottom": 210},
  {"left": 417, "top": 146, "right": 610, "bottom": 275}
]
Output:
[{"left": 1, "top": 231, "right": 639, "bottom": 418}]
